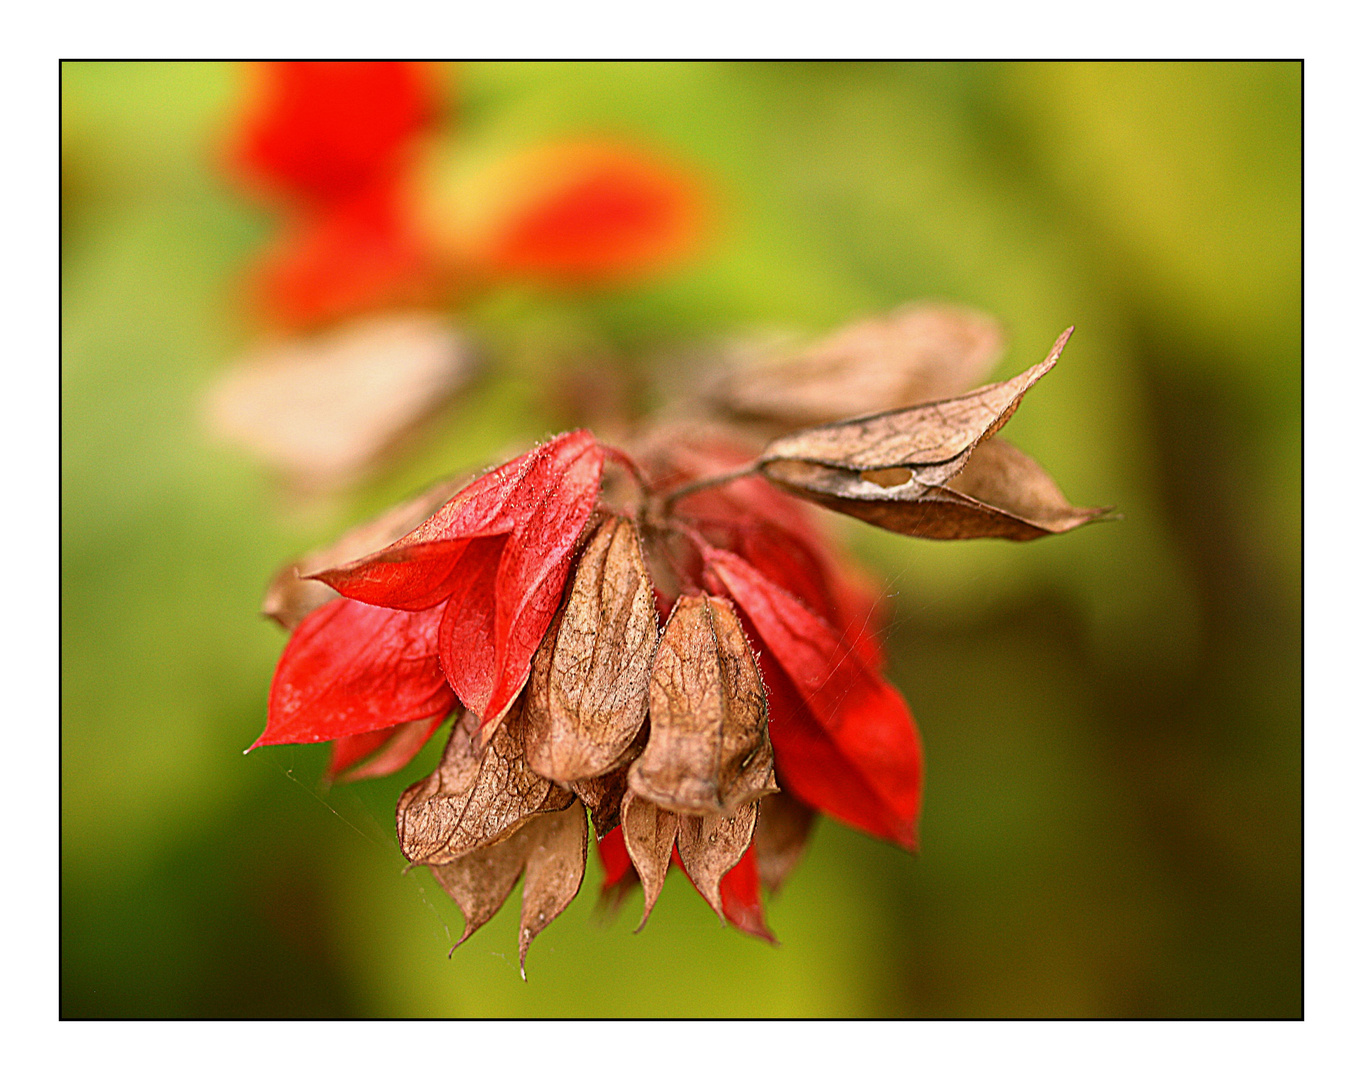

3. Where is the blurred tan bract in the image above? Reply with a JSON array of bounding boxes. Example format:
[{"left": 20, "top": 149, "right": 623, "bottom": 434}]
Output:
[{"left": 207, "top": 312, "right": 477, "bottom": 492}]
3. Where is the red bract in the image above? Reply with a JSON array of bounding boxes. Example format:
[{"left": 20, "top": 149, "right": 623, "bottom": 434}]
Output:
[
  {"left": 253, "top": 431, "right": 604, "bottom": 759},
  {"left": 235, "top": 61, "right": 436, "bottom": 205},
  {"left": 702, "top": 546, "right": 922, "bottom": 851},
  {"left": 229, "top": 61, "right": 441, "bottom": 328},
  {"left": 652, "top": 433, "right": 887, "bottom": 668},
  {"left": 327, "top": 714, "right": 448, "bottom": 784},
  {"left": 255, "top": 598, "right": 454, "bottom": 748}
]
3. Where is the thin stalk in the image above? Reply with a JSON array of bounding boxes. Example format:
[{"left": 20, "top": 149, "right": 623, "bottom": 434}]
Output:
[
  {"left": 658, "top": 463, "right": 760, "bottom": 514},
  {"left": 601, "top": 444, "right": 652, "bottom": 494}
]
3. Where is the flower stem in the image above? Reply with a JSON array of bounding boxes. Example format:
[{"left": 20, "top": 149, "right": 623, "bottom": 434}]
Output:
[
  {"left": 659, "top": 463, "right": 760, "bottom": 514},
  {"left": 601, "top": 444, "right": 651, "bottom": 494}
]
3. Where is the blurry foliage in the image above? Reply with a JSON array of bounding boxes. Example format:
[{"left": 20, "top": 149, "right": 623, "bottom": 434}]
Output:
[{"left": 61, "top": 61, "right": 1300, "bottom": 1017}]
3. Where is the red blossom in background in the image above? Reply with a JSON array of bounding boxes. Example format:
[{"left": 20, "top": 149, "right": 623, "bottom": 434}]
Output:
[
  {"left": 465, "top": 142, "right": 703, "bottom": 286},
  {"left": 231, "top": 61, "right": 442, "bottom": 327},
  {"left": 227, "top": 62, "right": 705, "bottom": 330},
  {"left": 236, "top": 61, "right": 434, "bottom": 204}
]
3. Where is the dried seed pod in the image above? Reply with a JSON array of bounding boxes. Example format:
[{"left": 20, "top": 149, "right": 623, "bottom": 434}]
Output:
[
  {"left": 518, "top": 800, "right": 589, "bottom": 979},
  {"left": 759, "top": 331, "right": 1068, "bottom": 482},
  {"left": 524, "top": 516, "right": 658, "bottom": 782},
  {"left": 620, "top": 790, "right": 679, "bottom": 931},
  {"left": 207, "top": 312, "right": 479, "bottom": 492},
  {"left": 429, "top": 800, "right": 588, "bottom": 979},
  {"left": 431, "top": 823, "right": 538, "bottom": 948},
  {"left": 397, "top": 705, "right": 573, "bottom": 866},
  {"left": 753, "top": 791, "right": 817, "bottom": 894},
  {"left": 570, "top": 725, "right": 648, "bottom": 838},
  {"left": 630, "top": 594, "right": 777, "bottom": 815},
  {"left": 758, "top": 329, "right": 1106, "bottom": 540},
  {"left": 675, "top": 802, "right": 759, "bottom": 922}
]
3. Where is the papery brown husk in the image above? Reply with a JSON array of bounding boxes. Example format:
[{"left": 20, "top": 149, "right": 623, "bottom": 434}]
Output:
[
  {"left": 629, "top": 594, "right": 777, "bottom": 815},
  {"left": 620, "top": 790, "right": 679, "bottom": 931},
  {"left": 523, "top": 516, "right": 658, "bottom": 783},
  {"left": 712, "top": 302, "right": 1005, "bottom": 430},
  {"left": 675, "top": 801, "right": 759, "bottom": 921},
  {"left": 518, "top": 800, "right": 589, "bottom": 978},
  {"left": 760, "top": 438, "right": 1106, "bottom": 541},
  {"left": 570, "top": 725, "right": 648, "bottom": 838},
  {"left": 757, "top": 329, "right": 1106, "bottom": 540},
  {"left": 757, "top": 330, "right": 1070, "bottom": 481},
  {"left": 753, "top": 791, "right": 817, "bottom": 894},
  {"left": 429, "top": 800, "right": 587, "bottom": 977},
  {"left": 397, "top": 705, "right": 573, "bottom": 866}
]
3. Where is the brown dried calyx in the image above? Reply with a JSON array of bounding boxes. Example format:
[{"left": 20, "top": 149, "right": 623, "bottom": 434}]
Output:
[
  {"left": 758, "top": 328, "right": 1109, "bottom": 540},
  {"left": 396, "top": 705, "right": 573, "bottom": 866},
  {"left": 430, "top": 800, "right": 588, "bottom": 979},
  {"left": 711, "top": 302, "right": 1005, "bottom": 430},
  {"left": 629, "top": 594, "right": 777, "bottom": 815},
  {"left": 619, "top": 789, "right": 759, "bottom": 931},
  {"left": 523, "top": 516, "right": 659, "bottom": 784},
  {"left": 753, "top": 791, "right": 817, "bottom": 895},
  {"left": 568, "top": 725, "right": 647, "bottom": 839}
]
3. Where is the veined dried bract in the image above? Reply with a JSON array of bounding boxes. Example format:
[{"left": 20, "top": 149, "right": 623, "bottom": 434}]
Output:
[
  {"left": 629, "top": 594, "right": 777, "bottom": 815},
  {"left": 431, "top": 800, "right": 588, "bottom": 978},
  {"left": 758, "top": 329, "right": 1107, "bottom": 540},
  {"left": 396, "top": 705, "right": 573, "bottom": 866},
  {"left": 523, "top": 516, "right": 658, "bottom": 783}
]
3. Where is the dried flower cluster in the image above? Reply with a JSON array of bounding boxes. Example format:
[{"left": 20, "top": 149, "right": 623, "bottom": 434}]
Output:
[{"left": 251, "top": 306, "right": 1105, "bottom": 974}]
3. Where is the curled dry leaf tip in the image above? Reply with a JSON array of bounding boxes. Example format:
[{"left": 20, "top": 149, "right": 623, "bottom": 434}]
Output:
[{"left": 756, "top": 327, "right": 1104, "bottom": 542}]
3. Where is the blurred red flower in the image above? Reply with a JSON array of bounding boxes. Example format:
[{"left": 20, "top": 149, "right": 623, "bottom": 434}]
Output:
[{"left": 227, "top": 62, "right": 705, "bottom": 329}]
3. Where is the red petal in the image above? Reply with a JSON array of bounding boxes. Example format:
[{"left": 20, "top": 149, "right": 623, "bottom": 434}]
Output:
[
  {"left": 255, "top": 597, "right": 456, "bottom": 748},
  {"left": 719, "top": 845, "right": 777, "bottom": 944},
  {"left": 477, "top": 142, "right": 702, "bottom": 285},
  {"left": 596, "top": 827, "right": 635, "bottom": 890},
  {"left": 703, "top": 549, "right": 922, "bottom": 850},
  {"left": 327, "top": 713, "right": 447, "bottom": 783},
  {"left": 436, "top": 433, "right": 604, "bottom": 730},
  {"left": 707, "top": 518, "right": 885, "bottom": 671},
  {"left": 317, "top": 430, "right": 602, "bottom": 610},
  {"left": 235, "top": 61, "right": 437, "bottom": 205},
  {"left": 435, "top": 534, "right": 506, "bottom": 719}
]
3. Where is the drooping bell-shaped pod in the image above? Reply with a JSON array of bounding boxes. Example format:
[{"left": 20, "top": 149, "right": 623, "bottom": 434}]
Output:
[
  {"left": 629, "top": 594, "right": 777, "bottom": 816},
  {"left": 429, "top": 799, "right": 587, "bottom": 979},
  {"left": 396, "top": 707, "right": 574, "bottom": 866},
  {"left": 523, "top": 516, "right": 658, "bottom": 783}
]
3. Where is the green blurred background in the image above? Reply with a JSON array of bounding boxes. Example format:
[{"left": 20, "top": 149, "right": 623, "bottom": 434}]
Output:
[{"left": 61, "top": 61, "right": 1301, "bottom": 1017}]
